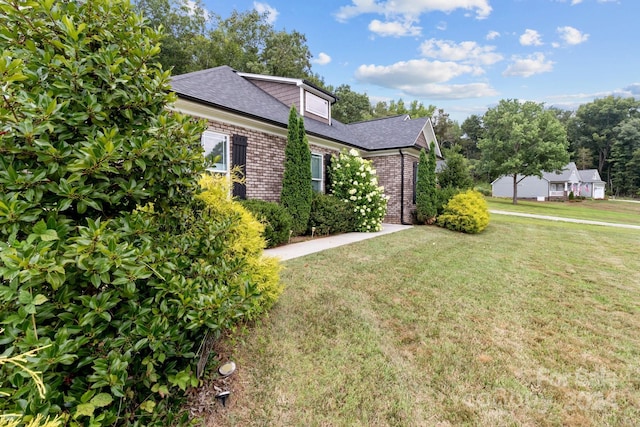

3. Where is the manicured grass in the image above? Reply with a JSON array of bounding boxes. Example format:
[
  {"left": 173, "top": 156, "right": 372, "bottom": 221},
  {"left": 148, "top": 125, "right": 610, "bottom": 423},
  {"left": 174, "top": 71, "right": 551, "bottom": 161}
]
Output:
[
  {"left": 486, "top": 197, "right": 640, "bottom": 226},
  {"left": 203, "top": 216, "right": 640, "bottom": 426}
]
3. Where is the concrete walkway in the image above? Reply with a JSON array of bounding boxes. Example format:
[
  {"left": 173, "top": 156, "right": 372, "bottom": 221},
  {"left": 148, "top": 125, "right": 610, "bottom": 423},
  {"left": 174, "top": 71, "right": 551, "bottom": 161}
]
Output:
[
  {"left": 490, "top": 209, "right": 640, "bottom": 230},
  {"left": 264, "top": 223, "right": 413, "bottom": 261}
]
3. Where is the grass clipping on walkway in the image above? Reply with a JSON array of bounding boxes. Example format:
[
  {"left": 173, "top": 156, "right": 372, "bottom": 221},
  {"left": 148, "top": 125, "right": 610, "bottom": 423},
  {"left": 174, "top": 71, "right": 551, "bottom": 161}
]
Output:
[{"left": 206, "top": 216, "right": 640, "bottom": 426}]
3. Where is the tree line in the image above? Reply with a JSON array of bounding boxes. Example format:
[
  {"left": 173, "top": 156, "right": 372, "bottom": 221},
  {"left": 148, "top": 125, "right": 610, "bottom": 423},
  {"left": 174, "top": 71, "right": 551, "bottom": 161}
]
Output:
[{"left": 139, "top": 0, "right": 640, "bottom": 197}]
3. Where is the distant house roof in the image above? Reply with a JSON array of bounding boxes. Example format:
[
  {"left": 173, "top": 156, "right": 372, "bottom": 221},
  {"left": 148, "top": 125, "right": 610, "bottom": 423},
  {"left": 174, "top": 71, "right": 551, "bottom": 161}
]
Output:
[
  {"left": 578, "top": 169, "right": 604, "bottom": 183},
  {"left": 170, "top": 66, "right": 439, "bottom": 155}
]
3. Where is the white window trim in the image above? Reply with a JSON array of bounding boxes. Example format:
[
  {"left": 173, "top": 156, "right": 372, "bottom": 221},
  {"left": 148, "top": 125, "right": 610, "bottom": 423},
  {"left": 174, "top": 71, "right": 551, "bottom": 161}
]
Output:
[
  {"left": 311, "top": 152, "right": 323, "bottom": 192},
  {"left": 201, "top": 130, "right": 229, "bottom": 174}
]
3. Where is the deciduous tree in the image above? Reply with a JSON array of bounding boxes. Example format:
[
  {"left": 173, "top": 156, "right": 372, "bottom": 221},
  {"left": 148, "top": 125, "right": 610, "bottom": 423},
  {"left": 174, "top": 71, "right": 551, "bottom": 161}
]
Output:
[
  {"left": 479, "top": 99, "right": 569, "bottom": 204},
  {"left": 331, "top": 84, "right": 372, "bottom": 123},
  {"left": 569, "top": 96, "right": 639, "bottom": 183},
  {"left": 611, "top": 117, "right": 640, "bottom": 196}
]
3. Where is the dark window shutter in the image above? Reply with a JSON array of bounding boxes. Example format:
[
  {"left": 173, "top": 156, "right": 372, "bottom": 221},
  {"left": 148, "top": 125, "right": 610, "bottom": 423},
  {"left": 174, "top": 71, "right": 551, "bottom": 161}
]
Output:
[
  {"left": 324, "top": 153, "right": 333, "bottom": 194},
  {"left": 231, "top": 134, "right": 247, "bottom": 199},
  {"left": 412, "top": 161, "right": 418, "bottom": 204}
]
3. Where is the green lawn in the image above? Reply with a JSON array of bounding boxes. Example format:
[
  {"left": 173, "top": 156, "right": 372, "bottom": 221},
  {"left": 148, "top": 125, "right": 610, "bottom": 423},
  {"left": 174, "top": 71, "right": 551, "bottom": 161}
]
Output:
[
  {"left": 199, "top": 214, "right": 640, "bottom": 426},
  {"left": 487, "top": 197, "right": 640, "bottom": 226}
]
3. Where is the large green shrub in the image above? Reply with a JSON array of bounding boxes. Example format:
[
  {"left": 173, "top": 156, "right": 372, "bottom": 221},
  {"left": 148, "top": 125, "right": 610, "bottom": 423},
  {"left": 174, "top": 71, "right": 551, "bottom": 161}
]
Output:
[
  {"left": 280, "top": 107, "right": 312, "bottom": 235},
  {"left": 435, "top": 186, "right": 460, "bottom": 216},
  {"left": 330, "top": 149, "right": 388, "bottom": 231},
  {"left": 197, "top": 175, "right": 283, "bottom": 314},
  {"left": 438, "top": 148, "right": 473, "bottom": 190},
  {"left": 436, "top": 190, "right": 490, "bottom": 234},
  {"left": 308, "top": 193, "right": 357, "bottom": 235},
  {"left": 0, "top": 1, "right": 279, "bottom": 424},
  {"left": 241, "top": 199, "right": 293, "bottom": 248}
]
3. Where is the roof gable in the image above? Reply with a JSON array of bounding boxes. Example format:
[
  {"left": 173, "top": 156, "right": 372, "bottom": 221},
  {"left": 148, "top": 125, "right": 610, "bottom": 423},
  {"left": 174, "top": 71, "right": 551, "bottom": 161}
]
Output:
[
  {"left": 578, "top": 169, "right": 603, "bottom": 182},
  {"left": 542, "top": 162, "right": 580, "bottom": 182}
]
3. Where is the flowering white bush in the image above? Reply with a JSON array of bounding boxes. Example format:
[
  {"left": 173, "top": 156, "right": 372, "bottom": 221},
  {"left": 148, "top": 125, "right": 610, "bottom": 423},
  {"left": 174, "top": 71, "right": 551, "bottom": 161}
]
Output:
[{"left": 331, "top": 149, "right": 388, "bottom": 232}]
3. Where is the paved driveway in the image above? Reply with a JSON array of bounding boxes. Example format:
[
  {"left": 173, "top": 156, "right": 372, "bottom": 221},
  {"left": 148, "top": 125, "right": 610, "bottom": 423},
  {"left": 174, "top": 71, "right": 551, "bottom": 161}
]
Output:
[{"left": 489, "top": 210, "right": 640, "bottom": 230}]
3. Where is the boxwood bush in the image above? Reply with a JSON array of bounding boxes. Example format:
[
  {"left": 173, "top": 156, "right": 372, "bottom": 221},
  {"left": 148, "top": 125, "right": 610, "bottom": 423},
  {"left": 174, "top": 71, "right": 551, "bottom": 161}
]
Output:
[
  {"left": 308, "top": 193, "right": 357, "bottom": 235},
  {"left": 241, "top": 199, "right": 293, "bottom": 248},
  {"left": 436, "top": 190, "right": 490, "bottom": 234}
]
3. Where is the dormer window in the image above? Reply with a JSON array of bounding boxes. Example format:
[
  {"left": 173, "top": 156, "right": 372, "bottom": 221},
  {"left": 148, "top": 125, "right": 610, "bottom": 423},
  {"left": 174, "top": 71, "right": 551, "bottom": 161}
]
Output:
[{"left": 305, "top": 91, "right": 329, "bottom": 119}]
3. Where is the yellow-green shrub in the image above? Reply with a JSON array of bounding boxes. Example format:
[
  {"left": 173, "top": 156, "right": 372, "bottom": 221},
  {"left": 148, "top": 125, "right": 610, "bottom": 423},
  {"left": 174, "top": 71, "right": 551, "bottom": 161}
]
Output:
[
  {"left": 436, "top": 190, "right": 490, "bottom": 234},
  {"left": 197, "top": 174, "right": 283, "bottom": 313}
]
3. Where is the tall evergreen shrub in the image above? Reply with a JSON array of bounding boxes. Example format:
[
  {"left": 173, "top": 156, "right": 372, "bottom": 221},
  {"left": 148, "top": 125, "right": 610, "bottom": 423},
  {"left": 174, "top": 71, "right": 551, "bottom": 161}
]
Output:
[
  {"left": 280, "top": 107, "right": 312, "bottom": 235},
  {"left": 416, "top": 143, "right": 438, "bottom": 223}
]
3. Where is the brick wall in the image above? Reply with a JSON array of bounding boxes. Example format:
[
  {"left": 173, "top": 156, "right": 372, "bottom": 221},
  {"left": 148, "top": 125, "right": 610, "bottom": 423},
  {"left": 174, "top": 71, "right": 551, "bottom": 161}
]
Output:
[
  {"left": 201, "top": 119, "right": 412, "bottom": 224},
  {"left": 368, "top": 154, "right": 416, "bottom": 224},
  {"left": 202, "top": 120, "right": 340, "bottom": 202}
]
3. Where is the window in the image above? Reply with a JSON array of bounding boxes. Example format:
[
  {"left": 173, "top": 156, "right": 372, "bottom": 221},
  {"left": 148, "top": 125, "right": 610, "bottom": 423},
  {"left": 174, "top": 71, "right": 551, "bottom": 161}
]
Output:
[
  {"left": 201, "top": 130, "right": 228, "bottom": 173},
  {"left": 305, "top": 92, "right": 329, "bottom": 119},
  {"left": 311, "top": 153, "right": 323, "bottom": 192},
  {"left": 550, "top": 183, "right": 564, "bottom": 192}
]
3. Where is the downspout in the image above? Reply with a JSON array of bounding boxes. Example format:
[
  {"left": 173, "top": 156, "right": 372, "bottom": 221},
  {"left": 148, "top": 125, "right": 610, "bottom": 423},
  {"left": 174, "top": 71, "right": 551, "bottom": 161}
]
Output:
[{"left": 399, "top": 149, "right": 411, "bottom": 225}]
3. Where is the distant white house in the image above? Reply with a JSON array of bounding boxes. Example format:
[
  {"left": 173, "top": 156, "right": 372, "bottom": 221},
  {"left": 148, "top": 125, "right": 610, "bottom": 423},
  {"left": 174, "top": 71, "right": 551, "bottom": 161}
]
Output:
[{"left": 491, "top": 162, "right": 606, "bottom": 200}]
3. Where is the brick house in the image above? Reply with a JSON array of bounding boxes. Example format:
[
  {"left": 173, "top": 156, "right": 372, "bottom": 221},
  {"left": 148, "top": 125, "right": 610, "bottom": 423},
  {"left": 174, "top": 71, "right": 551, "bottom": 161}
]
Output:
[{"left": 169, "top": 66, "right": 442, "bottom": 224}]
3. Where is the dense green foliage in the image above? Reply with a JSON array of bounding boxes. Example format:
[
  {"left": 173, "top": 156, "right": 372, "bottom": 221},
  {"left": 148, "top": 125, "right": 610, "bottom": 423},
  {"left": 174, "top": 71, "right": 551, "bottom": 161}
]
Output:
[
  {"left": 610, "top": 117, "right": 640, "bottom": 196},
  {"left": 438, "top": 148, "right": 473, "bottom": 190},
  {"left": 568, "top": 96, "right": 640, "bottom": 196},
  {"left": 241, "top": 199, "right": 293, "bottom": 248},
  {"left": 0, "top": 1, "right": 279, "bottom": 424},
  {"left": 479, "top": 99, "right": 569, "bottom": 204},
  {"left": 280, "top": 107, "right": 312, "bottom": 235},
  {"left": 197, "top": 175, "right": 283, "bottom": 314},
  {"left": 415, "top": 145, "right": 438, "bottom": 224},
  {"left": 435, "top": 186, "right": 460, "bottom": 216},
  {"left": 308, "top": 193, "right": 357, "bottom": 236},
  {"left": 133, "top": 0, "right": 208, "bottom": 75},
  {"left": 436, "top": 190, "right": 490, "bottom": 234},
  {"left": 330, "top": 149, "right": 388, "bottom": 232},
  {"left": 133, "top": 2, "right": 312, "bottom": 78}
]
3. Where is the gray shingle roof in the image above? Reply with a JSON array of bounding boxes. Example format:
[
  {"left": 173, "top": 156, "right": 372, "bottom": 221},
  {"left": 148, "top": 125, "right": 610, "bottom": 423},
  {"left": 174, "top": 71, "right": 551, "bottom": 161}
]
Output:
[
  {"left": 346, "top": 115, "right": 429, "bottom": 150},
  {"left": 170, "top": 66, "right": 430, "bottom": 152},
  {"left": 542, "top": 162, "right": 578, "bottom": 182},
  {"left": 578, "top": 169, "right": 604, "bottom": 182}
]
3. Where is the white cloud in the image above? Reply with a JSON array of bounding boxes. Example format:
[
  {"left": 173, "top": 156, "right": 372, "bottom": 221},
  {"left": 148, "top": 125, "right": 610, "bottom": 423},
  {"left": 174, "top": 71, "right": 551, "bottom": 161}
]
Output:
[
  {"left": 253, "top": 2, "right": 278, "bottom": 24},
  {"left": 486, "top": 30, "right": 500, "bottom": 40},
  {"left": 400, "top": 82, "right": 498, "bottom": 99},
  {"left": 356, "top": 59, "right": 474, "bottom": 85},
  {"left": 335, "top": 0, "right": 492, "bottom": 23},
  {"left": 185, "top": 1, "right": 211, "bottom": 20},
  {"left": 503, "top": 53, "right": 554, "bottom": 77},
  {"left": 354, "top": 59, "right": 497, "bottom": 99},
  {"left": 556, "top": 26, "right": 589, "bottom": 45},
  {"left": 312, "top": 52, "right": 332, "bottom": 65},
  {"left": 519, "top": 29, "right": 543, "bottom": 46},
  {"left": 571, "top": 0, "right": 583, "bottom": 4},
  {"left": 437, "top": 21, "right": 447, "bottom": 31},
  {"left": 420, "top": 39, "right": 503, "bottom": 66},
  {"left": 625, "top": 83, "right": 640, "bottom": 96},
  {"left": 368, "top": 19, "right": 422, "bottom": 37}
]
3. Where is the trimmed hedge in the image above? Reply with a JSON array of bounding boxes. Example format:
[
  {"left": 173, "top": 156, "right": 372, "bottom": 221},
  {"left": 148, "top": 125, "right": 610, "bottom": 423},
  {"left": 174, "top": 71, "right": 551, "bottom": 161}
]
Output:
[
  {"left": 308, "top": 193, "right": 357, "bottom": 235},
  {"left": 436, "top": 190, "right": 490, "bottom": 234},
  {"left": 241, "top": 199, "right": 293, "bottom": 248}
]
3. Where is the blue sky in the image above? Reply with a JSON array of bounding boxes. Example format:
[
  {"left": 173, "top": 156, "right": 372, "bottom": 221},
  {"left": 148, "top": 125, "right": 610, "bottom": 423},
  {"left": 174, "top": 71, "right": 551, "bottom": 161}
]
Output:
[{"left": 202, "top": 0, "right": 639, "bottom": 123}]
